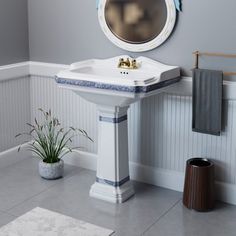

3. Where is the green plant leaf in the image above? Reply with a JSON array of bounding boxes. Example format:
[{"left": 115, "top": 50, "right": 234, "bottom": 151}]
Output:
[{"left": 16, "top": 108, "right": 92, "bottom": 162}]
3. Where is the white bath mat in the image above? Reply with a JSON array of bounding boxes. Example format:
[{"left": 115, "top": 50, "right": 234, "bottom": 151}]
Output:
[{"left": 0, "top": 207, "right": 114, "bottom": 236}]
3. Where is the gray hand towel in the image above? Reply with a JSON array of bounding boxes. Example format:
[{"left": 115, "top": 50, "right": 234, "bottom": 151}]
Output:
[{"left": 192, "top": 69, "right": 223, "bottom": 136}]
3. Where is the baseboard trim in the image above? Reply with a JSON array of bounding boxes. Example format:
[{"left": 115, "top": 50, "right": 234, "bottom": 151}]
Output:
[
  {"left": 64, "top": 150, "right": 97, "bottom": 171},
  {"left": 0, "top": 143, "right": 29, "bottom": 158},
  {"left": 129, "top": 161, "right": 185, "bottom": 192},
  {"left": 0, "top": 143, "right": 31, "bottom": 168},
  {"left": 215, "top": 181, "right": 236, "bottom": 206},
  {"left": 63, "top": 151, "right": 236, "bottom": 205}
]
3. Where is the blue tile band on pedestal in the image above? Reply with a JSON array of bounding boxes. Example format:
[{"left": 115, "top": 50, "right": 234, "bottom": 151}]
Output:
[
  {"left": 55, "top": 76, "right": 181, "bottom": 94},
  {"left": 99, "top": 115, "right": 127, "bottom": 123},
  {"left": 96, "top": 176, "right": 130, "bottom": 187}
]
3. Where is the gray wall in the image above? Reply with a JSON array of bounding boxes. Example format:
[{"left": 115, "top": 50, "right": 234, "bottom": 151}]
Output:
[
  {"left": 28, "top": 0, "right": 236, "bottom": 76},
  {"left": 0, "top": 0, "right": 29, "bottom": 65}
]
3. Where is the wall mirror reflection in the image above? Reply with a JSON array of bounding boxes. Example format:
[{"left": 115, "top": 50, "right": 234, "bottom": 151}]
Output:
[
  {"left": 98, "top": 0, "right": 176, "bottom": 52},
  {"left": 105, "top": 0, "right": 167, "bottom": 44}
]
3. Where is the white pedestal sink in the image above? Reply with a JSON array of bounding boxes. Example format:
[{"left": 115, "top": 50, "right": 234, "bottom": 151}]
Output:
[{"left": 56, "top": 56, "right": 180, "bottom": 203}]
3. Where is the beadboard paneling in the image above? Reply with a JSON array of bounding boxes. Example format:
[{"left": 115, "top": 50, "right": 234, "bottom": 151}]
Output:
[
  {"left": 29, "top": 75, "right": 236, "bottom": 185},
  {"left": 0, "top": 77, "right": 30, "bottom": 152},
  {"left": 129, "top": 94, "right": 236, "bottom": 185},
  {"left": 30, "top": 76, "right": 97, "bottom": 154}
]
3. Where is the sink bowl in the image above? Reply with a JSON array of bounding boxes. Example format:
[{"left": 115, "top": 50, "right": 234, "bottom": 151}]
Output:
[
  {"left": 55, "top": 56, "right": 180, "bottom": 203},
  {"left": 70, "top": 64, "right": 156, "bottom": 86},
  {"left": 56, "top": 56, "right": 180, "bottom": 107}
]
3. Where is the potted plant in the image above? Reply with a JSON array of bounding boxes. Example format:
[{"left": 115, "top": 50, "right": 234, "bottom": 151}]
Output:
[{"left": 16, "top": 108, "right": 92, "bottom": 180}]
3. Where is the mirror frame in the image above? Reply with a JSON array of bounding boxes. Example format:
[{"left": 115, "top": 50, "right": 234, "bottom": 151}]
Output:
[{"left": 98, "top": 0, "right": 176, "bottom": 52}]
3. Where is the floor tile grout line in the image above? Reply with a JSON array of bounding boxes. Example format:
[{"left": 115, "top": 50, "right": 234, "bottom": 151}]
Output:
[
  {"left": 3, "top": 167, "right": 86, "bottom": 216},
  {"left": 140, "top": 199, "right": 182, "bottom": 236}
]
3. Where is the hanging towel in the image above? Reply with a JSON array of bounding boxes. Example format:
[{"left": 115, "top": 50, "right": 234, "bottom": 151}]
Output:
[{"left": 192, "top": 69, "right": 223, "bottom": 136}]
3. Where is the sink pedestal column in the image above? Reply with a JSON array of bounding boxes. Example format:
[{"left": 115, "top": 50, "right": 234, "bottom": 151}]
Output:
[{"left": 89, "top": 105, "right": 134, "bottom": 203}]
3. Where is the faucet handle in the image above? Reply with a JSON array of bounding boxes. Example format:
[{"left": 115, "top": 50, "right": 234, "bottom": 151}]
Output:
[
  {"left": 119, "top": 58, "right": 124, "bottom": 62},
  {"left": 131, "top": 59, "right": 138, "bottom": 69},
  {"left": 118, "top": 58, "right": 124, "bottom": 68}
]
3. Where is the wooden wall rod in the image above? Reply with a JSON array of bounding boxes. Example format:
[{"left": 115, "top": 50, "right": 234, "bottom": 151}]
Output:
[
  {"left": 193, "top": 51, "right": 236, "bottom": 75},
  {"left": 193, "top": 51, "right": 236, "bottom": 58}
]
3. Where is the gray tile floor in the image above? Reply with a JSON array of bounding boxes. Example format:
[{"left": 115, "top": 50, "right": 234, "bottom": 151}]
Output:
[{"left": 0, "top": 156, "right": 236, "bottom": 235}]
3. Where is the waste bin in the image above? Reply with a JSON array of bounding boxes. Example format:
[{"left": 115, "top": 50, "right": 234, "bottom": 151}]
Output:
[{"left": 183, "top": 158, "right": 215, "bottom": 211}]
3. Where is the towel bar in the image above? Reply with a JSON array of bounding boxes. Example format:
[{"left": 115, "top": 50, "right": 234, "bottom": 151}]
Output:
[{"left": 193, "top": 51, "right": 236, "bottom": 76}]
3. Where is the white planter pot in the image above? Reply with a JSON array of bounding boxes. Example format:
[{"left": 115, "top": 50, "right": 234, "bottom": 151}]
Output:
[{"left": 38, "top": 160, "right": 64, "bottom": 180}]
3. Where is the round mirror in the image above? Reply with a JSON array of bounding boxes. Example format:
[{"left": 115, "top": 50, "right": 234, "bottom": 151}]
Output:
[{"left": 98, "top": 0, "right": 176, "bottom": 52}]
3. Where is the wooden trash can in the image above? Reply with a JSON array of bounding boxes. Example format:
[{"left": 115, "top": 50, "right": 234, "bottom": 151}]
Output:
[{"left": 183, "top": 158, "right": 215, "bottom": 211}]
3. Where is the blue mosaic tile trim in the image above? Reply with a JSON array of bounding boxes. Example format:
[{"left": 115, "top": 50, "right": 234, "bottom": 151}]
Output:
[
  {"left": 96, "top": 176, "right": 130, "bottom": 187},
  {"left": 55, "top": 76, "right": 181, "bottom": 94},
  {"left": 99, "top": 115, "right": 127, "bottom": 123}
]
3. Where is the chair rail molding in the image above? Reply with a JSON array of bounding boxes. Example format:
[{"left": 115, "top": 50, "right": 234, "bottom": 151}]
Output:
[
  {"left": 0, "top": 62, "right": 29, "bottom": 82},
  {"left": 1, "top": 61, "right": 236, "bottom": 99}
]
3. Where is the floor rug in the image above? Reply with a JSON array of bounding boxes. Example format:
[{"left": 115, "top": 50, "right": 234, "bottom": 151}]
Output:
[{"left": 0, "top": 207, "right": 114, "bottom": 236}]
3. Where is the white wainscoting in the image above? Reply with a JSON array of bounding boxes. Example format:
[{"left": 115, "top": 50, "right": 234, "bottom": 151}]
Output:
[
  {"left": 129, "top": 94, "right": 236, "bottom": 185},
  {"left": 0, "top": 76, "right": 31, "bottom": 152},
  {"left": 30, "top": 75, "right": 97, "bottom": 154},
  {"left": 1, "top": 61, "right": 236, "bottom": 205}
]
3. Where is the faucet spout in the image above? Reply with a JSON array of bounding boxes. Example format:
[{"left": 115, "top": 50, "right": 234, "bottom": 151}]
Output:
[{"left": 118, "top": 57, "right": 138, "bottom": 69}]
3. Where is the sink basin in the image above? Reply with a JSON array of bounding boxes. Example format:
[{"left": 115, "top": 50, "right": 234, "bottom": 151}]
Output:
[
  {"left": 57, "top": 56, "right": 179, "bottom": 87},
  {"left": 70, "top": 64, "right": 156, "bottom": 86},
  {"left": 56, "top": 56, "right": 180, "bottom": 203},
  {"left": 56, "top": 56, "right": 180, "bottom": 107}
]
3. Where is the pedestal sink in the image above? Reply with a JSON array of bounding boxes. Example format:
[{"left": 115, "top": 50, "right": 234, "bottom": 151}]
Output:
[{"left": 56, "top": 56, "right": 180, "bottom": 203}]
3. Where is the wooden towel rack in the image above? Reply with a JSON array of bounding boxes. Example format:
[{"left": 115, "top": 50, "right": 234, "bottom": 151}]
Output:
[{"left": 193, "top": 51, "right": 236, "bottom": 76}]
